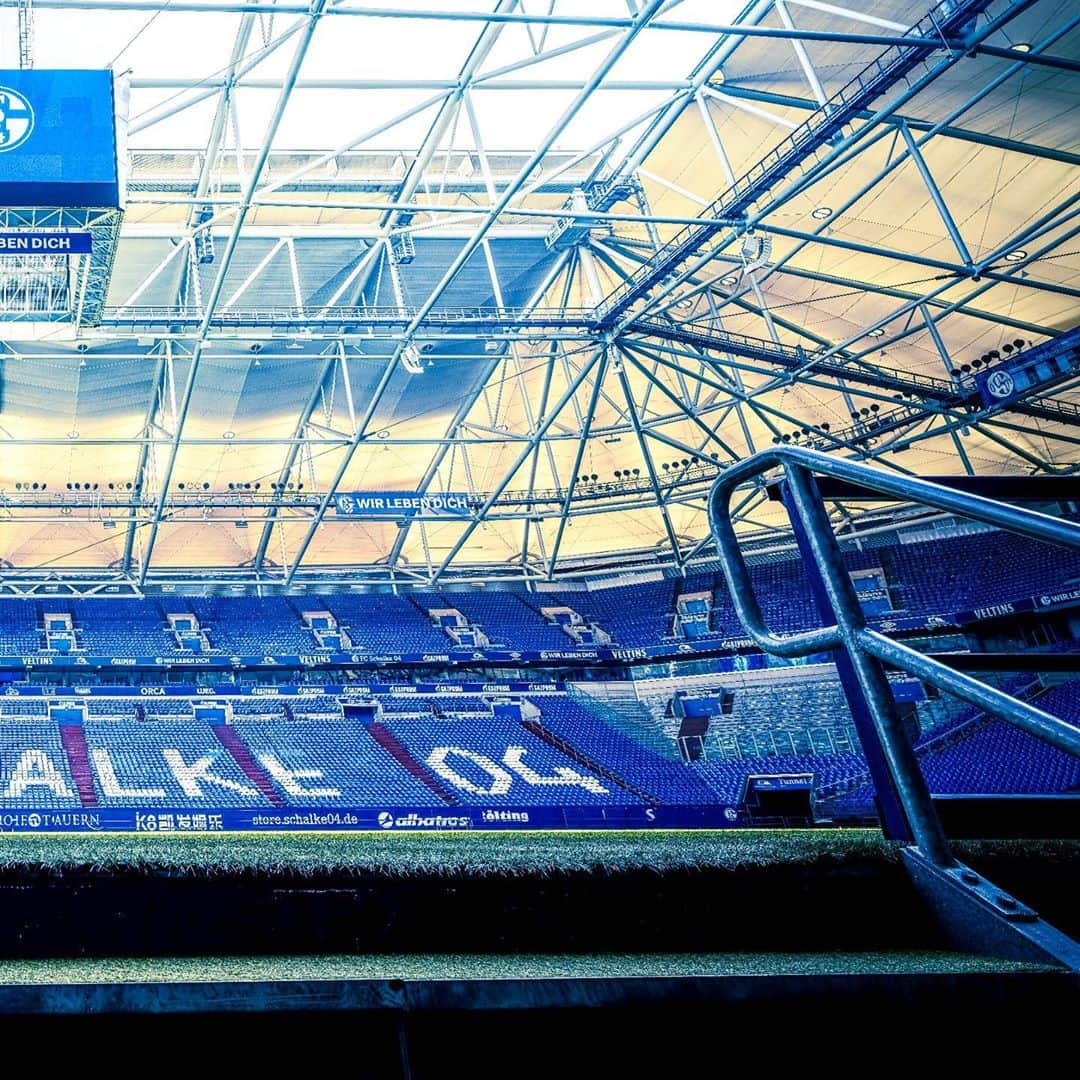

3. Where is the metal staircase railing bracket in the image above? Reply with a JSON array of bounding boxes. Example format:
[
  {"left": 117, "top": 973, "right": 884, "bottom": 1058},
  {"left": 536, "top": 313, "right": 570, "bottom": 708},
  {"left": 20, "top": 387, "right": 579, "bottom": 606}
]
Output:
[{"left": 707, "top": 445, "right": 1080, "bottom": 971}]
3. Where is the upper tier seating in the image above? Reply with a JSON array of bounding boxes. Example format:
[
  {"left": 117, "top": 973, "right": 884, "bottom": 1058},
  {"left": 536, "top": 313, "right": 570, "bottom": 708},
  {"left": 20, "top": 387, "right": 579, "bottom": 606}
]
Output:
[
  {"left": 189, "top": 599, "right": 313, "bottom": 654},
  {"left": 318, "top": 595, "right": 451, "bottom": 653},
  {"left": 0, "top": 604, "right": 46, "bottom": 654},
  {"left": 69, "top": 600, "right": 179, "bottom": 655},
  {"left": 0, "top": 515, "right": 1071, "bottom": 660},
  {"left": 424, "top": 592, "right": 569, "bottom": 650},
  {"left": 550, "top": 579, "right": 679, "bottom": 648}
]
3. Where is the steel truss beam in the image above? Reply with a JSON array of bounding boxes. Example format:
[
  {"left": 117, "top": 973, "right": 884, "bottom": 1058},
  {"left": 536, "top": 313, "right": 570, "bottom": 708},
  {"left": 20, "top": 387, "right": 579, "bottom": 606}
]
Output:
[
  {"left": 1, "top": 0, "right": 1076, "bottom": 583},
  {"left": 595, "top": 0, "right": 1034, "bottom": 325},
  {"left": 134, "top": 0, "right": 332, "bottom": 586},
  {"left": 713, "top": 83, "right": 1080, "bottom": 169},
  {"left": 279, "top": 0, "right": 670, "bottom": 584}
]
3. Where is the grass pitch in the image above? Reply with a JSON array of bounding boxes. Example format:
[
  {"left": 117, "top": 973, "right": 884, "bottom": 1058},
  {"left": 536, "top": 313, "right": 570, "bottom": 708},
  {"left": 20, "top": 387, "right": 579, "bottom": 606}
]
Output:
[
  {"left": 0, "top": 828, "right": 890, "bottom": 875},
  {"left": 0, "top": 828, "right": 1072, "bottom": 876},
  {"left": 0, "top": 951, "right": 1058, "bottom": 986}
]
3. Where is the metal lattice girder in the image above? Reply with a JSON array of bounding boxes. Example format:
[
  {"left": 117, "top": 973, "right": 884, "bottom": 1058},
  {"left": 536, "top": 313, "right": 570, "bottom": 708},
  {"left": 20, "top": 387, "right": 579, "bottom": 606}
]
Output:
[
  {"left": 595, "top": 0, "right": 1019, "bottom": 324},
  {"left": 0, "top": 208, "right": 122, "bottom": 325},
  {"left": 17, "top": 0, "right": 33, "bottom": 67},
  {"left": 134, "top": 0, "right": 333, "bottom": 585},
  {"left": 278, "top": 1, "right": 671, "bottom": 584},
  {"left": 712, "top": 82, "right": 1080, "bottom": 170},
  {"left": 622, "top": 326, "right": 1080, "bottom": 464},
  {"left": 78, "top": 209, "right": 125, "bottom": 326},
  {"left": 0, "top": 0, "right": 1074, "bottom": 584},
  {"left": 99, "top": 305, "right": 597, "bottom": 331},
  {"left": 370, "top": 0, "right": 669, "bottom": 379}
]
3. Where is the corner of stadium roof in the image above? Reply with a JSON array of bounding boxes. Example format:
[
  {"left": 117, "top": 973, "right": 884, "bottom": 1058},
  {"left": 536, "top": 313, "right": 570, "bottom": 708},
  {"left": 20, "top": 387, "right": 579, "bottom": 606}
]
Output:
[{"left": 0, "top": 0, "right": 1076, "bottom": 593}]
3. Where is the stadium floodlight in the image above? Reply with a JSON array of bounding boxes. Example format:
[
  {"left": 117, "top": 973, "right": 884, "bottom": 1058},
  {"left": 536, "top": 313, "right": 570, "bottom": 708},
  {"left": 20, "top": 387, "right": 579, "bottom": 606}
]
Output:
[{"left": 402, "top": 342, "right": 424, "bottom": 374}]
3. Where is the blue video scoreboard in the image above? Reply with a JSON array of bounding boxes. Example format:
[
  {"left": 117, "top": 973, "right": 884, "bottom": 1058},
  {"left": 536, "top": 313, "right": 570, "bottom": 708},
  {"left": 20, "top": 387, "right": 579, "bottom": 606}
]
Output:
[{"left": 0, "top": 70, "right": 122, "bottom": 208}]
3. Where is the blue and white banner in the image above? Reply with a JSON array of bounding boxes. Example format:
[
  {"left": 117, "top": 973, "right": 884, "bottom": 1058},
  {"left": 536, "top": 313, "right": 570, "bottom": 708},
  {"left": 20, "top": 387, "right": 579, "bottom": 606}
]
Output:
[
  {"left": 1034, "top": 585, "right": 1080, "bottom": 611},
  {"left": 0, "top": 803, "right": 741, "bottom": 833},
  {"left": 0, "top": 680, "right": 567, "bottom": 698},
  {"left": 952, "top": 581, "right": 1080, "bottom": 625},
  {"left": 975, "top": 367, "right": 1023, "bottom": 407},
  {"left": 0, "top": 610, "right": 954, "bottom": 674},
  {"left": 0, "top": 646, "right": 769, "bottom": 671},
  {"left": 333, "top": 491, "right": 473, "bottom": 518},
  {"left": 0, "top": 231, "right": 93, "bottom": 254},
  {"left": 975, "top": 344, "right": 1078, "bottom": 410}
]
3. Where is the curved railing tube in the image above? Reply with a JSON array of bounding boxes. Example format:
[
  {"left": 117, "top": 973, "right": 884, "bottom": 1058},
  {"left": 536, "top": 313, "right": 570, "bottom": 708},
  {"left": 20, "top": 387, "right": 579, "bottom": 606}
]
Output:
[{"left": 707, "top": 446, "right": 1080, "bottom": 864}]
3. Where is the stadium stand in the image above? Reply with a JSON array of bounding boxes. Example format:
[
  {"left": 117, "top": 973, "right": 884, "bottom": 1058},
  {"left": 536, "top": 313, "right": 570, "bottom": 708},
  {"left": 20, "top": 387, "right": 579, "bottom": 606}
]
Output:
[
  {"left": 189, "top": 598, "right": 314, "bottom": 654},
  {"left": 422, "top": 591, "right": 570, "bottom": 650},
  {"left": 320, "top": 594, "right": 454, "bottom": 653},
  {"left": 81, "top": 718, "right": 266, "bottom": 806},
  {"left": 4, "top": 2, "right": 1080, "bottom": 1033},
  {"left": 0, "top": 523, "right": 1072, "bottom": 663},
  {"left": 234, "top": 717, "right": 447, "bottom": 806},
  {"left": 0, "top": 670, "right": 1068, "bottom": 813},
  {"left": 0, "top": 720, "right": 82, "bottom": 807}
]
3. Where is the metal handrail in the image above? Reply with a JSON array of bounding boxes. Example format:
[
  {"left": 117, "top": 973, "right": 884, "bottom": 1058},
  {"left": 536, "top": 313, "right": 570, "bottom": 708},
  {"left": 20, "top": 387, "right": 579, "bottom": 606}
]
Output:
[
  {"left": 707, "top": 446, "right": 1080, "bottom": 865},
  {"left": 631, "top": 316, "right": 960, "bottom": 396},
  {"left": 99, "top": 304, "right": 598, "bottom": 327}
]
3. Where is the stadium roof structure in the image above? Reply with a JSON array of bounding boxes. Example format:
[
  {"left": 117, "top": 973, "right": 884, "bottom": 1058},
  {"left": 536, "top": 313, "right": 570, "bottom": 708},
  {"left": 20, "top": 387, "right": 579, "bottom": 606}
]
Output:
[{"left": 0, "top": 0, "right": 1077, "bottom": 591}]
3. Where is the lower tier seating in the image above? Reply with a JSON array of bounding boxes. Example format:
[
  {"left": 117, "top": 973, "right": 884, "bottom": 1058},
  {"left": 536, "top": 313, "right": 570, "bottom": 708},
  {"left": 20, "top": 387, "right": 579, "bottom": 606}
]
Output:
[{"left": 0, "top": 678, "right": 1073, "bottom": 812}]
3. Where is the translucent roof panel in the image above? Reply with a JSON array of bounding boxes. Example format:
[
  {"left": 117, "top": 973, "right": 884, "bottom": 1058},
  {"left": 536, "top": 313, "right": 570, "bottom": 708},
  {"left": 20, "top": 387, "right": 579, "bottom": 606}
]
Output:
[{"left": 0, "top": 0, "right": 1075, "bottom": 583}]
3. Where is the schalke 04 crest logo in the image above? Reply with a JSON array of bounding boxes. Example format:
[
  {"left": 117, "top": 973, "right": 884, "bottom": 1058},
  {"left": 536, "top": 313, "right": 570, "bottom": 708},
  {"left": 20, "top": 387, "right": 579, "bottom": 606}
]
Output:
[
  {"left": 0, "top": 86, "right": 34, "bottom": 153},
  {"left": 985, "top": 369, "right": 1016, "bottom": 399}
]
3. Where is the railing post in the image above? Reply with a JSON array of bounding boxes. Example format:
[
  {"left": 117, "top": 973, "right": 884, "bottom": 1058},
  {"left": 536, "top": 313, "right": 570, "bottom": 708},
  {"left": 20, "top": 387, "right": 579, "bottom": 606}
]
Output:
[
  {"left": 782, "top": 463, "right": 953, "bottom": 865},
  {"left": 707, "top": 445, "right": 1080, "bottom": 968}
]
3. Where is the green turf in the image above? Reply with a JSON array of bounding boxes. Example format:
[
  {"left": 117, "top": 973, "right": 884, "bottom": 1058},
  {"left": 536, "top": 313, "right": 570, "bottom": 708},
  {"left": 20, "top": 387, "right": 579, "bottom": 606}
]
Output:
[
  {"left": 0, "top": 829, "right": 1072, "bottom": 876},
  {"left": 0, "top": 829, "right": 895, "bottom": 875},
  {"left": 0, "top": 951, "right": 1058, "bottom": 985}
]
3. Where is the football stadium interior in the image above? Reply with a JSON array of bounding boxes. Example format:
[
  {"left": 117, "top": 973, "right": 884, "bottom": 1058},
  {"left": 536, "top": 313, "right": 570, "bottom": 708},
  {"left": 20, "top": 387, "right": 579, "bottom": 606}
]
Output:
[{"left": 0, "top": 0, "right": 1077, "bottom": 1058}]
